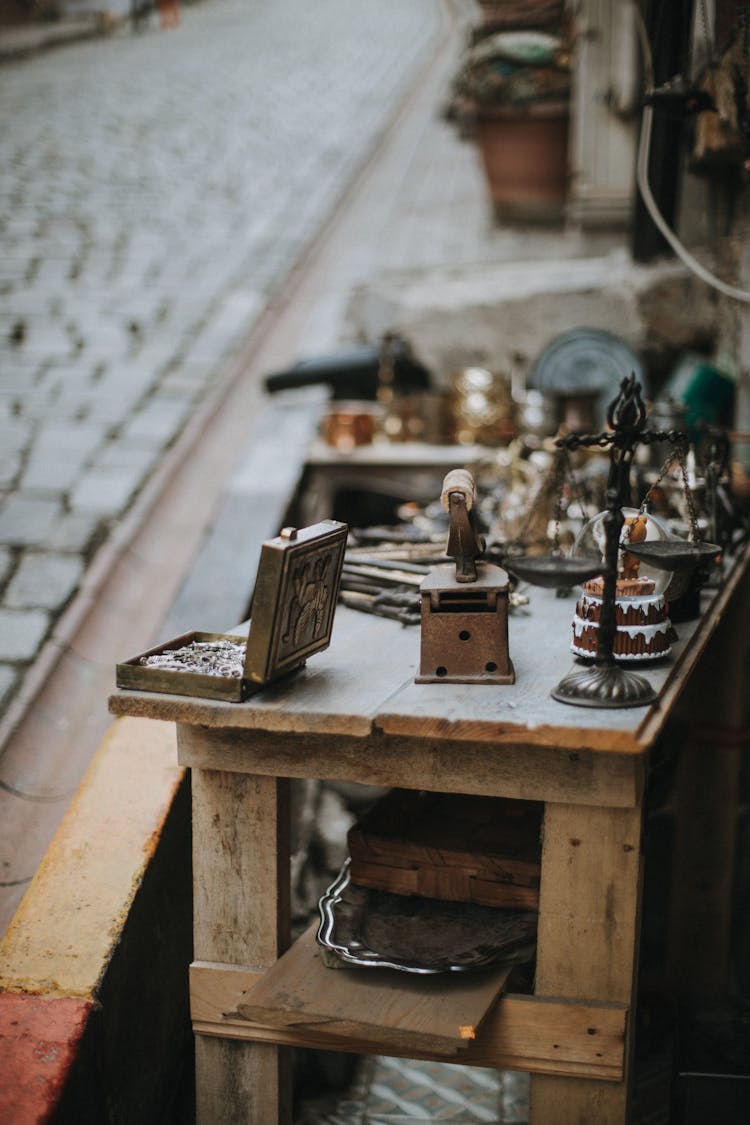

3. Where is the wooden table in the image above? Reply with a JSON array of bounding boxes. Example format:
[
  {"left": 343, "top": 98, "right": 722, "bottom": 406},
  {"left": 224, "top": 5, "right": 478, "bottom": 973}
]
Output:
[{"left": 110, "top": 543, "right": 750, "bottom": 1124}]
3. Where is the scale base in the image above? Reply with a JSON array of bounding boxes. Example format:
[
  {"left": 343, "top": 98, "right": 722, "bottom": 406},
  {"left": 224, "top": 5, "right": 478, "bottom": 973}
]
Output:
[{"left": 551, "top": 661, "right": 656, "bottom": 709}]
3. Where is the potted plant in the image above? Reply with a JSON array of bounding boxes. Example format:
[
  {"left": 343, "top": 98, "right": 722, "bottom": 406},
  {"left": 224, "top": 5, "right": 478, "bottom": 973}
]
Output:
[{"left": 448, "top": 10, "right": 572, "bottom": 221}]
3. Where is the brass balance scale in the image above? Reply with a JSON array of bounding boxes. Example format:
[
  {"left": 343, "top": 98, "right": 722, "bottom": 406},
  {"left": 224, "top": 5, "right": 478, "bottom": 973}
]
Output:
[{"left": 504, "top": 374, "right": 721, "bottom": 709}]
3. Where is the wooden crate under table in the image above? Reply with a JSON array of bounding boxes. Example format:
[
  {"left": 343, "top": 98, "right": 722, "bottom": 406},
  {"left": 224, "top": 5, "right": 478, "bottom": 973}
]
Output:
[{"left": 348, "top": 789, "right": 542, "bottom": 910}]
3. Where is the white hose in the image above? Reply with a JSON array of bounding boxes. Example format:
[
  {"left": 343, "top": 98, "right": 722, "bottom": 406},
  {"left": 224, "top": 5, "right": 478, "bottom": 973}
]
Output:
[{"left": 636, "top": 104, "right": 750, "bottom": 302}]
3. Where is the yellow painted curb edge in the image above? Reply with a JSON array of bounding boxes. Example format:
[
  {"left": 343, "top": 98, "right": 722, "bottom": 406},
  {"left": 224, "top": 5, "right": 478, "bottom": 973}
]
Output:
[{"left": 0, "top": 716, "right": 182, "bottom": 999}]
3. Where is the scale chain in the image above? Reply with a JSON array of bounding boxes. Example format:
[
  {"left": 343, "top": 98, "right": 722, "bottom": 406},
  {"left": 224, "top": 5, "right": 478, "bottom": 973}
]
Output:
[{"left": 636, "top": 439, "right": 700, "bottom": 541}]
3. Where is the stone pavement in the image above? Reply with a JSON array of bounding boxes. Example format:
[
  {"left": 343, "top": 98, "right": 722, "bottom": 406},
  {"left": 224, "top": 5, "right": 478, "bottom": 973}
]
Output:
[{"left": 0, "top": 0, "right": 441, "bottom": 722}]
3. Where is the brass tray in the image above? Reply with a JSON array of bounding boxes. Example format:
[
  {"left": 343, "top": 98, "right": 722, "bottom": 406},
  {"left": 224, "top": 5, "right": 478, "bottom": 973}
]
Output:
[{"left": 316, "top": 859, "right": 537, "bottom": 974}]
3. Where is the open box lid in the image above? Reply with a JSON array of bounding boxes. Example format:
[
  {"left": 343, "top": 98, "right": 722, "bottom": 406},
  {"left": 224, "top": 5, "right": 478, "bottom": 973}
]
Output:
[{"left": 243, "top": 519, "right": 348, "bottom": 686}]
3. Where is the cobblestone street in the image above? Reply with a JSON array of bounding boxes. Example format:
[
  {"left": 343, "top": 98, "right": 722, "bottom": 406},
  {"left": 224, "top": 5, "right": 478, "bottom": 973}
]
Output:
[{"left": 0, "top": 0, "right": 440, "bottom": 716}]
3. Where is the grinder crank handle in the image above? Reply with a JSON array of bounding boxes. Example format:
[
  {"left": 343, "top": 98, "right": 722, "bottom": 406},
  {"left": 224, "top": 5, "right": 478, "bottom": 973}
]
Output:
[{"left": 441, "top": 469, "right": 485, "bottom": 583}]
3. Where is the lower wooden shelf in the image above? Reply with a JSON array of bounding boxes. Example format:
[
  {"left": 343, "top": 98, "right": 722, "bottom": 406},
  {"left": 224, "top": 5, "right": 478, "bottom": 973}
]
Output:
[{"left": 190, "top": 926, "right": 627, "bottom": 1082}]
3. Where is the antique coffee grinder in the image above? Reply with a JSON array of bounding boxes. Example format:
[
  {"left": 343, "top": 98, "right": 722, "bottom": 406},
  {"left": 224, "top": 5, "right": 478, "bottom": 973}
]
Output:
[{"left": 416, "top": 469, "right": 515, "bottom": 684}]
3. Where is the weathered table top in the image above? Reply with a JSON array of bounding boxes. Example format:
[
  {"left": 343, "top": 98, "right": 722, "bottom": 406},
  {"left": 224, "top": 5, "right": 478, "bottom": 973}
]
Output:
[{"left": 109, "top": 542, "right": 750, "bottom": 758}]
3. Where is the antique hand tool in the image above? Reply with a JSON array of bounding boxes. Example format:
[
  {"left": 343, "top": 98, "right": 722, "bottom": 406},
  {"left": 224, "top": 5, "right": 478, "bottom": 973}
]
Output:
[{"left": 416, "top": 470, "right": 515, "bottom": 684}]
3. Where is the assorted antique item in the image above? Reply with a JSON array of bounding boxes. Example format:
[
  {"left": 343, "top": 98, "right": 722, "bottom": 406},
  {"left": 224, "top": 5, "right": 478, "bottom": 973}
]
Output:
[
  {"left": 505, "top": 374, "right": 721, "bottom": 707},
  {"left": 264, "top": 333, "right": 454, "bottom": 450},
  {"left": 108, "top": 301, "right": 750, "bottom": 1125},
  {"left": 450, "top": 366, "right": 516, "bottom": 445},
  {"left": 263, "top": 335, "right": 431, "bottom": 403},
  {"left": 416, "top": 468, "right": 514, "bottom": 684},
  {"left": 332, "top": 368, "right": 731, "bottom": 708},
  {"left": 528, "top": 327, "right": 647, "bottom": 427}
]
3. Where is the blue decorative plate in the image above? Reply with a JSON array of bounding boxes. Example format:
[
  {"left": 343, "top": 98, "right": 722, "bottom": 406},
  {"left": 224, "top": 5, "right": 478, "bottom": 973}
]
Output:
[{"left": 528, "top": 328, "right": 646, "bottom": 426}]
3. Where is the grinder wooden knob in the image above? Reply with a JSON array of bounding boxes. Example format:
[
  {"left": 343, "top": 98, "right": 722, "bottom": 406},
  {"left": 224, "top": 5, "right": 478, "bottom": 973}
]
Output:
[{"left": 441, "top": 468, "right": 475, "bottom": 513}]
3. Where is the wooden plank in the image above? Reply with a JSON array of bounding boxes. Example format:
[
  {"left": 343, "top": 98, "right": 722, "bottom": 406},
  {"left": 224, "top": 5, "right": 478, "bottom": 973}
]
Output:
[
  {"left": 190, "top": 962, "right": 626, "bottom": 1081},
  {"left": 191, "top": 960, "right": 265, "bottom": 1024},
  {"left": 535, "top": 804, "right": 643, "bottom": 1000},
  {"left": 530, "top": 1073, "right": 631, "bottom": 1124},
  {"left": 636, "top": 540, "right": 750, "bottom": 748},
  {"left": 667, "top": 736, "right": 742, "bottom": 995},
  {"left": 177, "top": 725, "right": 643, "bottom": 809},
  {"left": 350, "top": 864, "right": 540, "bottom": 911},
  {"left": 348, "top": 790, "right": 541, "bottom": 875},
  {"left": 192, "top": 769, "right": 290, "bottom": 966},
  {"left": 531, "top": 801, "right": 643, "bottom": 1124},
  {"left": 475, "top": 994, "right": 625, "bottom": 1080},
  {"left": 225, "top": 924, "right": 512, "bottom": 1056}
]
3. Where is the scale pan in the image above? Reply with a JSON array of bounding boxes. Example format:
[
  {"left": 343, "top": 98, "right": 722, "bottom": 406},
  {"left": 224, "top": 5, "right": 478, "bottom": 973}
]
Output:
[
  {"left": 625, "top": 540, "right": 722, "bottom": 572},
  {"left": 504, "top": 554, "right": 607, "bottom": 588}
]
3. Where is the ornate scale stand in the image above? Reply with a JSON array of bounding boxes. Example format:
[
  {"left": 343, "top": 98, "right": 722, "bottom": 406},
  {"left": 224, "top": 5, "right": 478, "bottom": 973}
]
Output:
[{"left": 508, "top": 374, "right": 717, "bottom": 708}]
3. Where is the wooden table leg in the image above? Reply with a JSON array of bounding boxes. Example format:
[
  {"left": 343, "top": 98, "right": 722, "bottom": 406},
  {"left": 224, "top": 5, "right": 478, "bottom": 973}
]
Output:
[
  {"left": 530, "top": 800, "right": 644, "bottom": 1124},
  {"left": 190, "top": 762, "right": 291, "bottom": 1124}
]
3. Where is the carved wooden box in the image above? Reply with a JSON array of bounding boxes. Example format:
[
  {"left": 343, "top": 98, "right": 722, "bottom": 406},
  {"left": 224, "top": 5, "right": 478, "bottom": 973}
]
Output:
[{"left": 116, "top": 519, "right": 347, "bottom": 701}]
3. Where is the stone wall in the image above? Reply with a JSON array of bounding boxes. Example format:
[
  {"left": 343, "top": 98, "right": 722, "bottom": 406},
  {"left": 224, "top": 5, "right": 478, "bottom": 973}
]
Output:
[{"left": 344, "top": 251, "right": 720, "bottom": 399}]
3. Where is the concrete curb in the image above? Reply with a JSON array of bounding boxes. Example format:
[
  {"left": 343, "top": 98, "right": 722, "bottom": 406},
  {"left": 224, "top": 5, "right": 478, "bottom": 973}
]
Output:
[{"left": 0, "top": 717, "right": 192, "bottom": 1121}]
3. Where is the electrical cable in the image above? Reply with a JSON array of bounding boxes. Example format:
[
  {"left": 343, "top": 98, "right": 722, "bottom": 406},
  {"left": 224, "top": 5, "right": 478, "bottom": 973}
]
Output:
[
  {"left": 632, "top": 0, "right": 750, "bottom": 303},
  {"left": 636, "top": 105, "right": 750, "bottom": 301}
]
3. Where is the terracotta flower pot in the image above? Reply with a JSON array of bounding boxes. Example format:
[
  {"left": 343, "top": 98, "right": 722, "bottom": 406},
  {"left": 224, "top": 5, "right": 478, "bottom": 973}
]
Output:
[{"left": 474, "top": 101, "right": 569, "bottom": 222}]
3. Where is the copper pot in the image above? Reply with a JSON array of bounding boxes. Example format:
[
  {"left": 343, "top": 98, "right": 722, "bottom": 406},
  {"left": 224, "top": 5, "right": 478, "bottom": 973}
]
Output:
[{"left": 322, "top": 402, "right": 381, "bottom": 451}]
